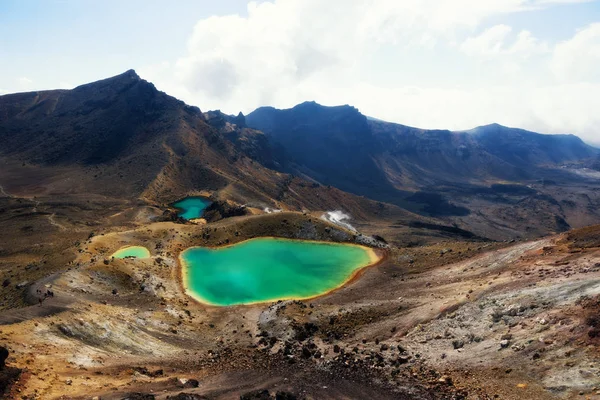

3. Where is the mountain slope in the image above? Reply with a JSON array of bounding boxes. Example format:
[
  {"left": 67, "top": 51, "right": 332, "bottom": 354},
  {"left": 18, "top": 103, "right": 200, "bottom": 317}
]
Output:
[
  {"left": 246, "top": 101, "right": 394, "bottom": 197},
  {"left": 0, "top": 71, "right": 425, "bottom": 236},
  {"left": 247, "top": 102, "right": 600, "bottom": 237},
  {"left": 465, "top": 123, "right": 597, "bottom": 167},
  {"left": 247, "top": 102, "right": 598, "bottom": 194},
  {"left": 2, "top": 73, "right": 600, "bottom": 240},
  {"left": 0, "top": 70, "right": 188, "bottom": 164},
  {"left": 0, "top": 71, "right": 300, "bottom": 205}
]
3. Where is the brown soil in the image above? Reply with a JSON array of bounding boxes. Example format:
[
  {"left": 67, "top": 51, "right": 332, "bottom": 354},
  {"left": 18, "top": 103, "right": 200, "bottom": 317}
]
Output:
[{"left": 1, "top": 208, "right": 599, "bottom": 399}]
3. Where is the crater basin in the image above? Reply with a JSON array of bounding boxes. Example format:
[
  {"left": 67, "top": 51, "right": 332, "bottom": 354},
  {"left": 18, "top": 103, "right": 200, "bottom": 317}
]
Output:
[{"left": 180, "top": 238, "right": 380, "bottom": 306}]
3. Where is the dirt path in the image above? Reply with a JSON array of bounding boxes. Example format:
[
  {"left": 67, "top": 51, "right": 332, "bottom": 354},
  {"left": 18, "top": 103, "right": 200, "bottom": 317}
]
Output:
[
  {"left": 0, "top": 183, "right": 10, "bottom": 197},
  {"left": 31, "top": 200, "right": 40, "bottom": 213},
  {"left": 46, "top": 213, "right": 67, "bottom": 231}
]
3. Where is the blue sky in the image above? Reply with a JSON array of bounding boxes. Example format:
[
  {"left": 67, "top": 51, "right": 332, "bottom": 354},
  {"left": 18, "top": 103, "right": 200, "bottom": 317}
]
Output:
[
  {"left": 1, "top": 0, "right": 600, "bottom": 144},
  {"left": 0, "top": 0, "right": 250, "bottom": 88}
]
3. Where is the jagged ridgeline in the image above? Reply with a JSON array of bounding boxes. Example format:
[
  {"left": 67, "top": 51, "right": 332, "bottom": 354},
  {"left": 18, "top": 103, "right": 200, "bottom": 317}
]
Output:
[
  {"left": 1, "top": 70, "right": 600, "bottom": 240},
  {"left": 0, "top": 71, "right": 391, "bottom": 217}
]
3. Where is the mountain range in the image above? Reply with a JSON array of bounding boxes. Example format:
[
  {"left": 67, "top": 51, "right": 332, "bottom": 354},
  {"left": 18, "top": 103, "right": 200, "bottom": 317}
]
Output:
[
  {"left": 3, "top": 70, "right": 600, "bottom": 399},
  {"left": 247, "top": 101, "right": 597, "bottom": 204},
  {"left": 1, "top": 70, "right": 600, "bottom": 241}
]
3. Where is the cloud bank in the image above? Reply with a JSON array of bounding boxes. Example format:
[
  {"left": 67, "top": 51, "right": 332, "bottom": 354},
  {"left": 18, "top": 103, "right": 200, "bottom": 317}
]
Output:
[{"left": 139, "top": 0, "right": 600, "bottom": 144}]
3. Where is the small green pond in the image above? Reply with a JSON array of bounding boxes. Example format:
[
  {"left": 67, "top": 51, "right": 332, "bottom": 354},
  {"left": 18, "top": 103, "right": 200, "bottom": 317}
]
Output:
[
  {"left": 180, "top": 238, "right": 378, "bottom": 306},
  {"left": 111, "top": 246, "right": 151, "bottom": 259},
  {"left": 172, "top": 197, "right": 211, "bottom": 220}
]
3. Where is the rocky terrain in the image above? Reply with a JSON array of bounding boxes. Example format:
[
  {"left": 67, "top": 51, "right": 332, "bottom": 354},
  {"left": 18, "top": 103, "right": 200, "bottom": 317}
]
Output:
[
  {"left": 1, "top": 211, "right": 600, "bottom": 399},
  {"left": 1, "top": 71, "right": 600, "bottom": 399}
]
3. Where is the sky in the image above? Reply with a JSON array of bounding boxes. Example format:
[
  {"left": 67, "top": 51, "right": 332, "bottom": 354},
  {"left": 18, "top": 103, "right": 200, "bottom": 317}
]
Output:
[{"left": 1, "top": 0, "right": 600, "bottom": 145}]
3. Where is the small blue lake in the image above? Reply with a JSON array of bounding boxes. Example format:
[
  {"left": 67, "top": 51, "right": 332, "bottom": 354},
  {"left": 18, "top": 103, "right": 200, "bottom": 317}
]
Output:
[{"left": 172, "top": 197, "right": 211, "bottom": 220}]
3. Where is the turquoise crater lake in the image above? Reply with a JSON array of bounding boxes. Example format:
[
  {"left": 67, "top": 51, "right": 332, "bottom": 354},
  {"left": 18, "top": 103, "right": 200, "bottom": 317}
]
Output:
[
  {"left": 111, "top": 246, "right": 150, "bottom": 259},
  {"left": 173, "top": 197, "right": 211, "bottom": 220},
  {"left": 180, "top": 238, "right": 379, "bottom": 306}
]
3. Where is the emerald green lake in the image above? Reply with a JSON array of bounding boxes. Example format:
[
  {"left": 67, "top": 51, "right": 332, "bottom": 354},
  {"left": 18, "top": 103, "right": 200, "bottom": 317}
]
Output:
[
  {"left": 180, "top": 238, "right": 377, "bottom": 306},
  {"left": 173, "top": 197, "right": 211, "bottom": 220},
  {"left": 112, "top": 246, "right": 151, "bottom": 259}
]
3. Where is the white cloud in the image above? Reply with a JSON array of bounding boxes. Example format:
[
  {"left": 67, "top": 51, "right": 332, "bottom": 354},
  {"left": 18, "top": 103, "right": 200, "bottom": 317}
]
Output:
[
  {"left": 139, "top": 0, "right": 600, "bottom": 144},
  {"left": 534, "top": 0, "right": 594, "bottom": 4},
  {"left": 461, "top": 25, "right": 548, "bottom": 58},
  {"left": 17, "top": 77, "right": 33, "bottom": 88},
  {"left": 347, "top": 82, "right": 600, "bottom": 143},
  {"left": 551, "top": 23, "right": 600, "bottom": 82},
  {"left": 461, "top": 24, "right": 514, "bottom": 56},
  {"left": 511, "top": 30, "right": 548, "bottom": 55}
]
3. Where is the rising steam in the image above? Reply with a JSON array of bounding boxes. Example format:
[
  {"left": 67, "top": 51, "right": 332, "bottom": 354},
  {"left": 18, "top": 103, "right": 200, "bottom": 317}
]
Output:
[{"left": 321, "top": 210, "right": 357, "bottom": 232}]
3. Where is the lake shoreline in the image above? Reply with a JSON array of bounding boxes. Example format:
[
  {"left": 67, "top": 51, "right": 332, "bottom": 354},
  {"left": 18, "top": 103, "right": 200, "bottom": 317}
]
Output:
[{"left": 178, "top": 237, "right": 384, "bottom": 307}]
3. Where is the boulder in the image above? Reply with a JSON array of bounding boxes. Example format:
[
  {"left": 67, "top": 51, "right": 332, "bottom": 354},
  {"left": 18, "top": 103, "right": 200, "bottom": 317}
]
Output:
[
  {"left": 275, "top": 392, "right": 298, "bottom": 400},
  {"left": 121, "top": 394, "right": 156, "bottom": 400},
  {"left": 240, "top": 389, "right": 271, "bottom": 400},
  {"left": 166, "top": 394, "right": 208, "bottom": 400},
  {"left": 0, "top": 346, "right": 8, "bottom": 371}
]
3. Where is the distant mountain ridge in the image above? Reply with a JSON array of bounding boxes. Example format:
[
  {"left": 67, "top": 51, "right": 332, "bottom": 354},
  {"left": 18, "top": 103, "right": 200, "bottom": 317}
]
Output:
[
  {"left": 2, "top": 71, "right": 600, "bottom": 240},
  {"left": 247, "top": 102, "right": 597, "bottom": 198},
  {"left": 465, "top": 123, "right": 595, "bottom": 166},
  {"left": 247, "top": 101, "right": 391, "bottom": 197},
  {"left": 245, "top": 101, "right": 600, "bottom": 237}
]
